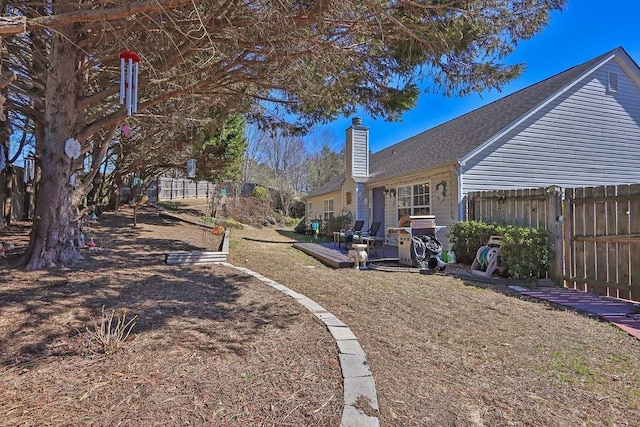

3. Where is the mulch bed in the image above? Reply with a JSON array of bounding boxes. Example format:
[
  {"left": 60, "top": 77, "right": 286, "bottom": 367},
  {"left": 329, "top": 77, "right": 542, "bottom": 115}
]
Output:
[{"left": 0, "top": 206, "right": 342, "bottom": 426}]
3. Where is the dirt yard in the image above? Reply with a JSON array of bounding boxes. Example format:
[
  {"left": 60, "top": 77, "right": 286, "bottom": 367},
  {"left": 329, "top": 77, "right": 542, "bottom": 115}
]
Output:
[
  {"left": 0, "top": 206, "right": 341, "bottom": 426},
  {"left": 2, "top": 202, "right": 640, "bottom": 426}
]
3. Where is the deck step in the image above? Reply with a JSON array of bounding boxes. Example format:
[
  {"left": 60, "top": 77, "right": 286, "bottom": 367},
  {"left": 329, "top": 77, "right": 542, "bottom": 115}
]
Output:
[
  {"left": 293, "top": 243, "right": 355, "bottom": 268},
  {"left": 166, "top": 251, "right": 227, "bottom": 265}
]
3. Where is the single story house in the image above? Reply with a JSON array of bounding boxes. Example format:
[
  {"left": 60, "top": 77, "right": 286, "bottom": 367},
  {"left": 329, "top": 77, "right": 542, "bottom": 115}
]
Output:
[{"left": 305, "top": 47, "right": 640, "bottom": 249}]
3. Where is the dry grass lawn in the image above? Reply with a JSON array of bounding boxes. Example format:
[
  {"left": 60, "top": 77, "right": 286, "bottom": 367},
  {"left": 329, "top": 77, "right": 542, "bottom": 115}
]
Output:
[{"left": 227, "top": 226, "right": 640, "bottom": 427}]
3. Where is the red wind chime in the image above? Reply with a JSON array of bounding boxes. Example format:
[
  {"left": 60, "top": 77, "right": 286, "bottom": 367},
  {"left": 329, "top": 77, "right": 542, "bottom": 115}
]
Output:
[{"left": 119, "top": 50, "right": 141, "bottom": 116}]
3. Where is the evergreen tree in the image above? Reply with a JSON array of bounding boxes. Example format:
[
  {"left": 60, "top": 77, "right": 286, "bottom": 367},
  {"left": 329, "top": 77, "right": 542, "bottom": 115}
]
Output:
[
  {"left": 0, "top": 0, "right": 565, "bottom": 268},
  {"left": 195, "top": 115, "right": 247, "bottom": 183}
]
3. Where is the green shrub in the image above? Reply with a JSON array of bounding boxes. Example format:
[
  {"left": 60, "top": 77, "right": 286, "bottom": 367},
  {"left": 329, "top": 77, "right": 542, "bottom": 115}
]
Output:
[
  {"left": 289, "top": 198, "right": 306, "bottom": 219},
  {"left": 500, "top": 225, "right": 552, "bottom": 279},
  {"left": 284, "top": 216, "right": 300, "bottom": 227},
  {"left": 326, "top": 215, "right": 350, "bottom": 233},
  {"left": 252, "top": 185, "right": 271, "bottom": 203},
  {"left": 448, "top": 221, "right": 500, "bottom": 265},
  {"left": 448, "top": 220, "right": 552, "bottom": 279}
]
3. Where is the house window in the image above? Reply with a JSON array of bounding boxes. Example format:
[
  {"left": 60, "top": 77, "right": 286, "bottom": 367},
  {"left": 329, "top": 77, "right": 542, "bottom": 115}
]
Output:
[
  {"left": 323, "top": 199, "right": 334, "bottom": 220},
  {"left": 397, "top": 182, "right": 430, "bottom": 221},
  {"left": 608, "top": 72, "right": 619, "bottom": 92}
]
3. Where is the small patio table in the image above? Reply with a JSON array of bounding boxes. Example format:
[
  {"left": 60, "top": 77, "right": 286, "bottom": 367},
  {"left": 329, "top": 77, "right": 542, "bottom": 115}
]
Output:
[{"left": 362, "top": 236, "right": 385, "bottom": 255}]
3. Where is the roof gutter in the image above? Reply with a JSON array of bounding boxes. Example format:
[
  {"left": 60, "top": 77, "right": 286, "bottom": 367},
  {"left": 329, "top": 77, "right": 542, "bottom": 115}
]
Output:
[{"left": 365, "top": 160, "right": 460, "bottom": 187}]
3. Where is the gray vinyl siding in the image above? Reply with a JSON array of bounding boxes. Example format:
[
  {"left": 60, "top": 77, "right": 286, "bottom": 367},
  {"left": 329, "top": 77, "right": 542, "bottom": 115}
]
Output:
[
  {"left": 383, "top": 186, "right": 398, "bottom": 243},
  {"left": 350, "top": 126, "right": 369, "bottom": 178},
  {"left": 462, "top": 60, "right": 640, "bottom": 194},
  {"left": 429, "top": 170, "right": 458, "bottom": 250}
]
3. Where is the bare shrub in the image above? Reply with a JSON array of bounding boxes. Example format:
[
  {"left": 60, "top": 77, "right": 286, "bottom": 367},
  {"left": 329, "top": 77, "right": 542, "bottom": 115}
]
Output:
[{"left": 86, "top": 306, "right": 137, "bottom": 355}]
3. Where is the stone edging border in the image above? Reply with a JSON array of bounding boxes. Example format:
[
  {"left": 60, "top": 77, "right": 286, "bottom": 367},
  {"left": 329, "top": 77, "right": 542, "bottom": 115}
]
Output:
[{"left": 221, "top": 263, "right": 380, "bottom": 427}]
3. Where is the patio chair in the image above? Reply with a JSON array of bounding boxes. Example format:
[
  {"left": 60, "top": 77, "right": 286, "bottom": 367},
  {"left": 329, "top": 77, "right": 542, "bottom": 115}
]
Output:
[
  {"left": 337, "top": 220, "right": 365, "bottom": 248},
  {"left": 352, "top": 220, "right": 365, "bottom": 234},
  {"left": 352, "top": 221, "right": 382, "bottom": 246},
  {"left": 364, "top": 221, "right": 381, "bottom": 238}
]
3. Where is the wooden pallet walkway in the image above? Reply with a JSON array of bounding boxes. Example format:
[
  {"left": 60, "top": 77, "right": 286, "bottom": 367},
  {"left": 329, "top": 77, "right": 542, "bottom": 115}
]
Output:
[{"left": 520, "top": 288, "right": 640, "bottom": 340}]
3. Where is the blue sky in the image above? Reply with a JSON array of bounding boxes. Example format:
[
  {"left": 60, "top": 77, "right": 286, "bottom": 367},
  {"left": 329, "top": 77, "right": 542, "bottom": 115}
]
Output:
[{"left": 314, "top": 0, "right": 640, "bottom": 154}]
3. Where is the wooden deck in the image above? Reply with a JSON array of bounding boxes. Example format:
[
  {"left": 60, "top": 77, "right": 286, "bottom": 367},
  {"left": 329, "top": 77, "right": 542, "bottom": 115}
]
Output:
[{"left": 293, "top": 241, "right": 398, "bottom": 269}]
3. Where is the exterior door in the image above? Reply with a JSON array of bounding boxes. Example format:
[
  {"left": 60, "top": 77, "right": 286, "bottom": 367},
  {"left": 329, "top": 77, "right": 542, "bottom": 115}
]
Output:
[{"left": 372, "top": 186, "right": 385, "bottom": 236}]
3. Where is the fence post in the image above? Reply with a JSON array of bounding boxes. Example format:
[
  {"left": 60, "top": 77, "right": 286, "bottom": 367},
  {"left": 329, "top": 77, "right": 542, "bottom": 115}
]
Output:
[
  {"left": 467, "top": 193, "right": 475, "bottom": 221},
  {"left": 546, "top": 185, "right": 564, "bottom": 285}
]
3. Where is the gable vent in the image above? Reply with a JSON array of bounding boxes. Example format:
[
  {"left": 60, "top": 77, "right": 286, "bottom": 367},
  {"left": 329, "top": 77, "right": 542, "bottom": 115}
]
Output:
[{"left": 608, "top": 72, "right": 619, "bottom": 92}]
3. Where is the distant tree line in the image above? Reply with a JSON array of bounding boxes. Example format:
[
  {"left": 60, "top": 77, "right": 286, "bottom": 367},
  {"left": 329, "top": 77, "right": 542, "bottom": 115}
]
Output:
[{"left": 241, "top": 126, "right": 344, "bottom": 217}]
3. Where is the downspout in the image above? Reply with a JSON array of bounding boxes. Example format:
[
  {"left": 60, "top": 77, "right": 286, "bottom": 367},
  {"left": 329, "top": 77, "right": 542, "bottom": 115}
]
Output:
[
  {"left": 453, "top": 163, "right": 464, "bottom": 221},
  {"left": 355, "top": 182, "right": 367, "bottom": 224},
  {"left": 354, "top": 185, "right": 359, "bottom": 220},
  {"left": 368, "top": 187, "right": 373, "bottom": 226}
]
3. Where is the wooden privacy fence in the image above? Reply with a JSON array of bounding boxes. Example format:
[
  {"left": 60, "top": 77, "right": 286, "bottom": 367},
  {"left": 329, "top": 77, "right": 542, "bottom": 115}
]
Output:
[
  {"left": 467, "top": 186, "right": 562, "bottom": 230},
  {"left": 157, "top": 178, "right": 215, "bottom": 200},
  {"left": 468, "top": 184, "right": 640, "bottom": 302},
  {"left": 467, "top": 186, "right": 564, "bottom": 284},
  {"left": 0, "top": 166, "right": 33, "bottom": 222},
  {"left": 563, "top": 184, "right": 640, "bottom": 301}
]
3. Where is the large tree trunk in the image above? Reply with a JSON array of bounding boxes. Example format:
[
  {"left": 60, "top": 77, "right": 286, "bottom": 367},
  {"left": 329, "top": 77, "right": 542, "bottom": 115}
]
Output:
[
  {"left": 1, "top": 122, "right": 12, "bottom": 225},
  {"left": 3, "top": 164, "right": 13, "bottom": 225},
  {"left": 21, "top": 30, "right": 83, "bottom": 270}
]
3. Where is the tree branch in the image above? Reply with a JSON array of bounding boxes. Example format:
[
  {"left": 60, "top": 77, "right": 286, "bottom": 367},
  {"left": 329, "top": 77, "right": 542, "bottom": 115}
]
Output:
[
  {"left": 26, "top": 0, "right": 195, "bottom": 29},
  {"left": 0, "top": 16, "right": 26, "bottom": 35}
]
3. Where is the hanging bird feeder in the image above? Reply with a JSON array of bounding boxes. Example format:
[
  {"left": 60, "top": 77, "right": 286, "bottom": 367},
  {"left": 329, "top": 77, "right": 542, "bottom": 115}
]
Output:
[
  {"left": 186, "top": 159, "right": 196, "bottom": 178},
  {"left": 119, "top": 50, "right": 141, "bottom": 116}
]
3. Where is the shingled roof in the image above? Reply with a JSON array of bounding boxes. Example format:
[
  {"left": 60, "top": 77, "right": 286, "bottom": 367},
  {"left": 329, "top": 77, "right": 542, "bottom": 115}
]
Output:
[
  {"left": 306, "top": 172, "right": 345, "bottom": 198},
  {"left": 306, "top": 47, "right": 631, "bottom": 197},
  {"left": 367, "top": 47, "right": 622, "bottom": 183}
]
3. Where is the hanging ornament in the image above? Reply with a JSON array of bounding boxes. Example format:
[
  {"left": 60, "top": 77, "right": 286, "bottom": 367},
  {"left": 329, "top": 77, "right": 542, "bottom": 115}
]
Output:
[
  {"left": 64, "top": 137, "right": 82, "bottom": 160},
  {"left": 119, "top": 50, "right": 141, "bottom": 116},
  {"left": 186, "top": 159, "right": 196, "bottom": 178},
  {"left": 69, "top": 172, "right": 78, "bottom": 189},
  {"left": 23, "top": 156, "right": 36, "bottom": 183},
  {"left": 122, "top": 122, "right": 130, "bottom": 137}
]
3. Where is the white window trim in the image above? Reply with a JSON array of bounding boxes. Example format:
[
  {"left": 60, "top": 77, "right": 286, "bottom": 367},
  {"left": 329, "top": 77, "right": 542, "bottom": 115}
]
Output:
[
  {"left": 608, "top": 71, "right": 619, "bottom": 92},
  {"left": 323, "top": 198, "right": 334, "bottom": 220},
  {"left": 396, "top": 180, "right": 431, "bottom": 220}
]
